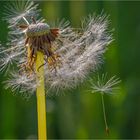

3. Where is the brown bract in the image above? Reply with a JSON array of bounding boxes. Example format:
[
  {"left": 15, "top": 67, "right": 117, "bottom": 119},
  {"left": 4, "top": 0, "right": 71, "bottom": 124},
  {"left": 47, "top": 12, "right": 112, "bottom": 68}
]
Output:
[{"left": 20, "top": 22, "right": 60, "bottom": 74}]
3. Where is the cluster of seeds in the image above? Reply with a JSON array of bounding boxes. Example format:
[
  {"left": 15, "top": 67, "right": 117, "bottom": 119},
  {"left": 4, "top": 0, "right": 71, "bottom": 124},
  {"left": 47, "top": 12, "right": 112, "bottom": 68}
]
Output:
[{"left": 0, "top": 1, "right": 112, "bottom": 97}]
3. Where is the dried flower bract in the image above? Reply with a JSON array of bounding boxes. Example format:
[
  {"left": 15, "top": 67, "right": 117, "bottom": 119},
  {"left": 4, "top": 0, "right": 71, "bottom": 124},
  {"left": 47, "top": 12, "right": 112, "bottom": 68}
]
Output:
[{"left": 20, "top": 20, "right": 60, "bottom": 73}]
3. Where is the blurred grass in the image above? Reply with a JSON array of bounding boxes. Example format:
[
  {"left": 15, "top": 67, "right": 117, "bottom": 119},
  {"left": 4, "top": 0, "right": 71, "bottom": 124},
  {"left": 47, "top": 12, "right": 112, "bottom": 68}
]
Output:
[{"left": 0, "top": 0, "right": 140, "bottom": 139}]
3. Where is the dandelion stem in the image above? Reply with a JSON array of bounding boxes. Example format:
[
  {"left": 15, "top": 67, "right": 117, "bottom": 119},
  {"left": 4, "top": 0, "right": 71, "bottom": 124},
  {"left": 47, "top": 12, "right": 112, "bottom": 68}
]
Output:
[
  {"left": 36, "top": 51, "right": 47, "bottom": 140},
  {"left": 101, "top": 93, "right": 109, "bottom": 135}
]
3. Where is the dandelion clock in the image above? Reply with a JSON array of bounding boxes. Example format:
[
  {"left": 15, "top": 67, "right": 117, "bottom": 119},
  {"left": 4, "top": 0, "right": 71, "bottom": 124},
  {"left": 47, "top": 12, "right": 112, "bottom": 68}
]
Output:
[{"left": 0, "top": 1, "right": 119, "bottom": 139}]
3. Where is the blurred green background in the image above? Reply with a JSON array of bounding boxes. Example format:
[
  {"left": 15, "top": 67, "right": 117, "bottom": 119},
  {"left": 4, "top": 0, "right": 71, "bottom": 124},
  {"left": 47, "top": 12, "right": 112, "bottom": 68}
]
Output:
[{"left": 0, "top": 0, "right": 140, "bottom": 139}]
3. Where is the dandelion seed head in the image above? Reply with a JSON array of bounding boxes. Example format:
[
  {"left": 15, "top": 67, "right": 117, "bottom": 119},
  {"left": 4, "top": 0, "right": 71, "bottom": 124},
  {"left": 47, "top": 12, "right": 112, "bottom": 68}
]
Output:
[{"left": 0, "top": 1, "right": 113, "bottom": 97}]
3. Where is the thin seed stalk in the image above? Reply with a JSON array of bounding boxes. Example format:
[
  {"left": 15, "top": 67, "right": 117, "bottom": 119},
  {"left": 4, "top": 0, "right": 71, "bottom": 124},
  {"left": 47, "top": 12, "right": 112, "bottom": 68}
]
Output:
[
  {"left": 36, "top": 51, "right": 47, "bottom": 140},
  {"left": 101, "top": 93, "right": 109, "bottom": 135}
]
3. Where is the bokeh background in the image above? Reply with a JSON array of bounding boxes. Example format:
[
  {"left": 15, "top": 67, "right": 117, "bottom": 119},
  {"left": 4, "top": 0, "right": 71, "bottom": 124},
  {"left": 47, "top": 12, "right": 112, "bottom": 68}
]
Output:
[{"left": 0, "top": 0, "right": 140, "bottom": 139}]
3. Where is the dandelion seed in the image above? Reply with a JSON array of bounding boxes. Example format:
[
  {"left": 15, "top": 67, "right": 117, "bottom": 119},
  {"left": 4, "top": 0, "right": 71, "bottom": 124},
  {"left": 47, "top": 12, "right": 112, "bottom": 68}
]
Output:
[
  {"left": 90, "top": 74, "right": 121, "bottom": 135},
  {"left": 5, "top": 72, "right": 36, "bottom": 96},
  {"left": 3, "top": 1, "right": 40, "bottom": 27}
]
